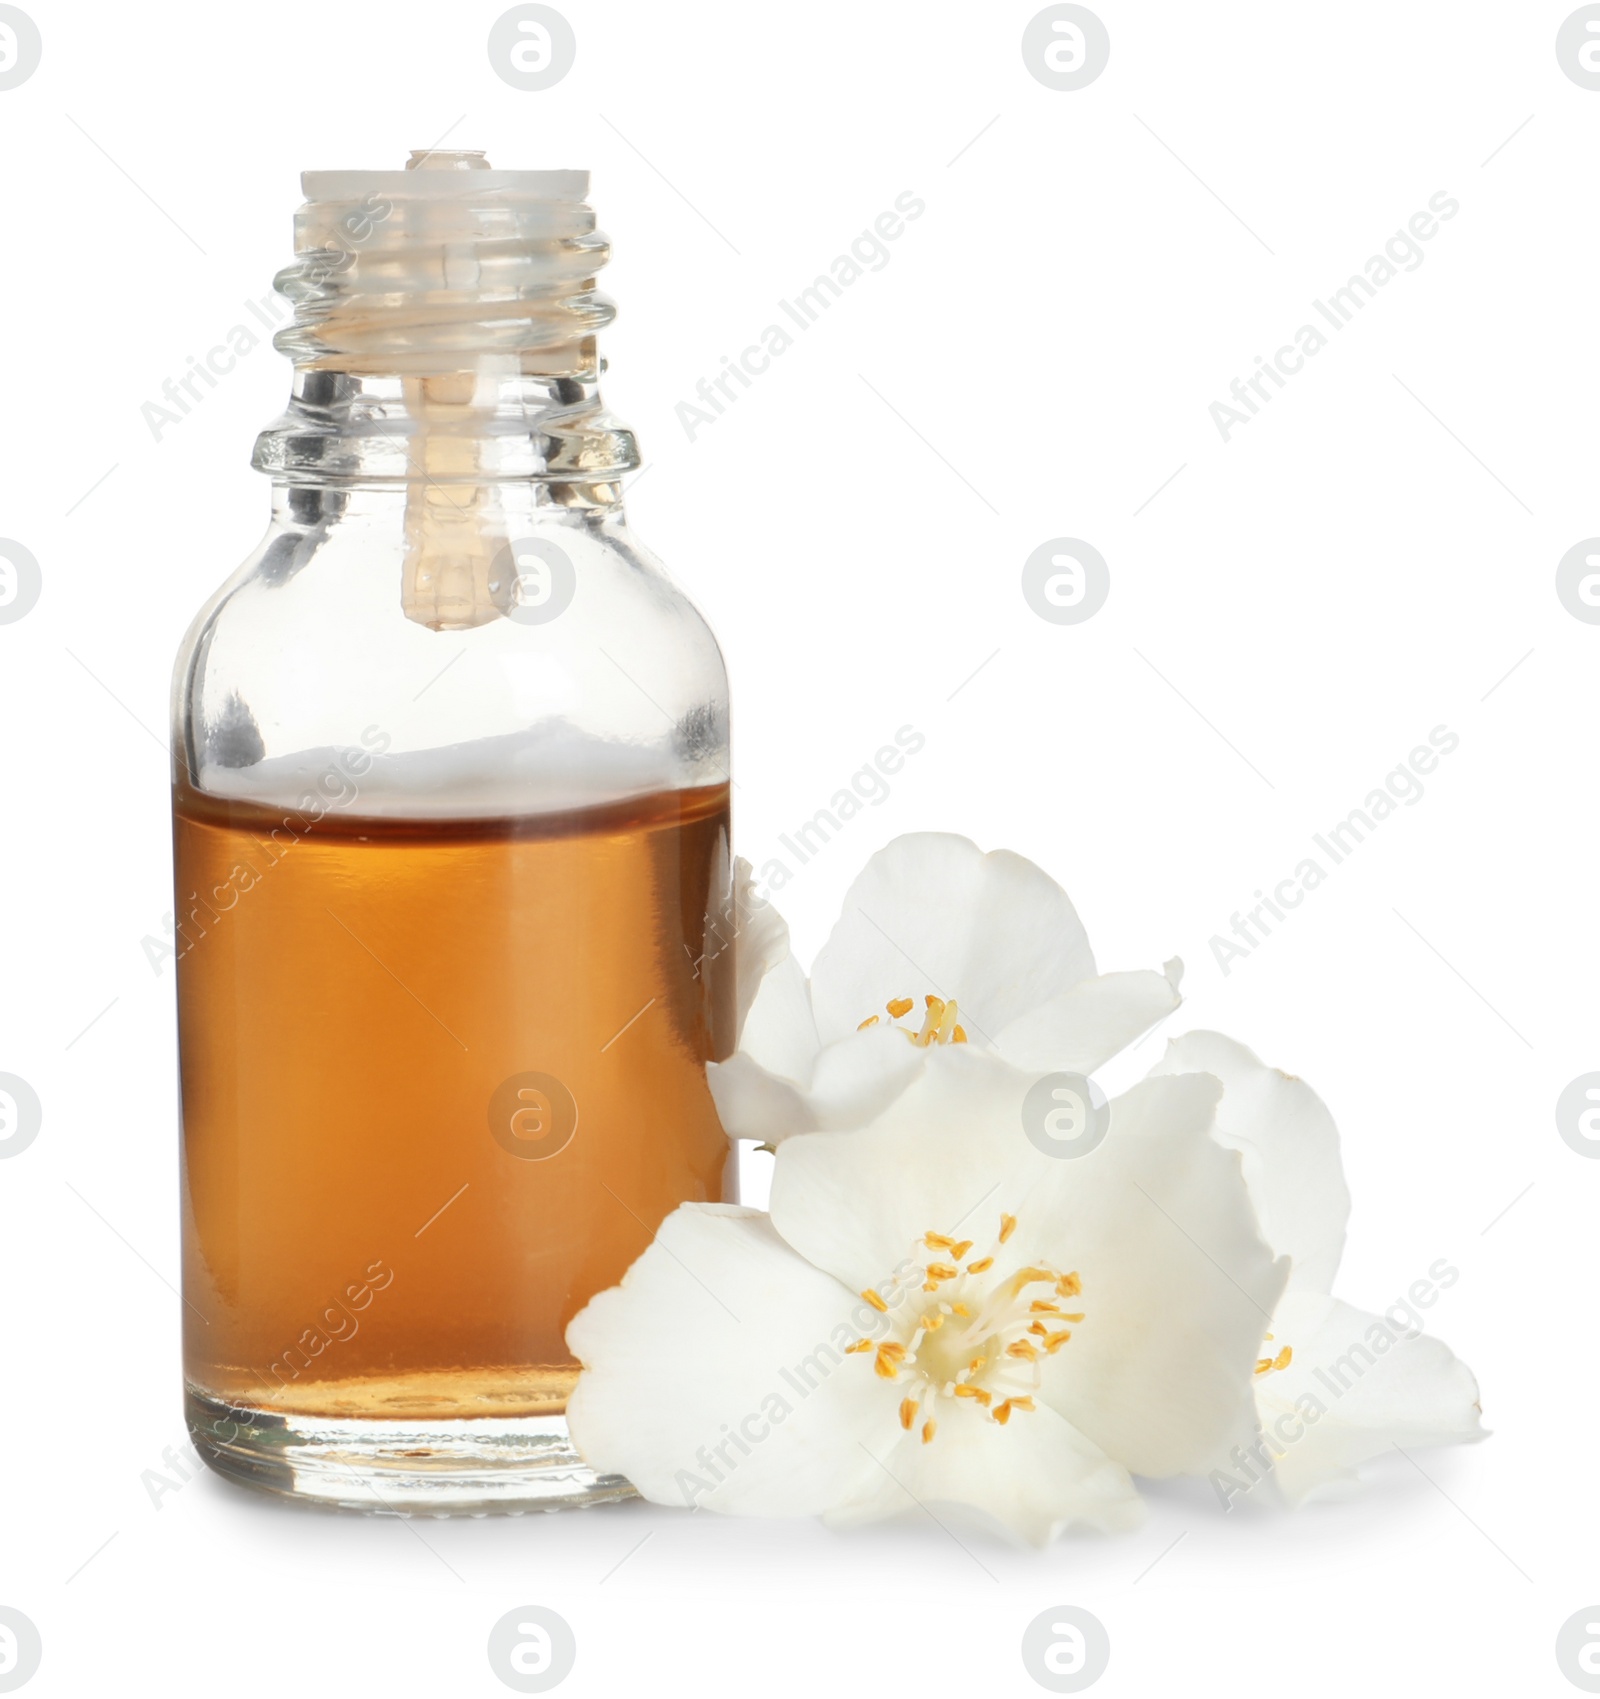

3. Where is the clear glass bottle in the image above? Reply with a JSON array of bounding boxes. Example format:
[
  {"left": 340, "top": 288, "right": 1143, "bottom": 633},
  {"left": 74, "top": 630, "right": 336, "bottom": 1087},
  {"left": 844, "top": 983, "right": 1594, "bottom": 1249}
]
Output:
[{"left": 171, "top": 151, "right": 734, "bottom": 1513}]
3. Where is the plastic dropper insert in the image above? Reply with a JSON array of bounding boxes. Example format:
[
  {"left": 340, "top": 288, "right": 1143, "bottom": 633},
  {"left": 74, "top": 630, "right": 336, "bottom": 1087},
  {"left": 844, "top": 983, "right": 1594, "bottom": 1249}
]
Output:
[{"left": 260, "top": 149, "right": 639, "bottom": 630}]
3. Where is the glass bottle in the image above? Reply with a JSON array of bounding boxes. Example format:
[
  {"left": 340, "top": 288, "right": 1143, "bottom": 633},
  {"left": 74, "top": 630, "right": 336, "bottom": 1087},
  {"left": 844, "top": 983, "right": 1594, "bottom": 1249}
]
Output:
[{"left": 171, "top": 151, "right": 734, "bottom": 1513}]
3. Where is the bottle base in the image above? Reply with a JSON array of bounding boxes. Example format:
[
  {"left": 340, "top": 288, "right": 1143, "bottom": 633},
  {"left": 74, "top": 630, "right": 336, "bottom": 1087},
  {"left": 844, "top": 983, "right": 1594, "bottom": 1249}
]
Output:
[{"left": 185, "top": 1386, "right": 635, "bottom": 1516}]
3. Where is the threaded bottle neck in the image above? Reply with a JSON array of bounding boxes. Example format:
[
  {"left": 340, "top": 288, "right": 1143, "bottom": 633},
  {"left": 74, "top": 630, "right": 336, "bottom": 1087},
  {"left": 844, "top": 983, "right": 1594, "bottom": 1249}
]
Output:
[{"left": 252, "top": 151, "right": 639, "bottom": 493}]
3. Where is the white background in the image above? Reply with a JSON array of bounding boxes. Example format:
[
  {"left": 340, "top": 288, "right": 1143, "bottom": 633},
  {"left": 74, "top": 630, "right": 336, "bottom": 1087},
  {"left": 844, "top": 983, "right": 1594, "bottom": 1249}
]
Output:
[{"left": 0, "top": 0, "right": 1592, "bottom": 1693}]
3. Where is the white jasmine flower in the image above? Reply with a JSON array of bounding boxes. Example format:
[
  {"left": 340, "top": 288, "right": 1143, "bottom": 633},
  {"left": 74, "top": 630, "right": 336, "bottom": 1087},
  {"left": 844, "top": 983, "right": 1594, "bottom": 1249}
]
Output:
[
  {"left": 568, "top": 1049, "right": 1286, "bottom": 1545},
  {"left": 709, "top": 833, "right": 1182, "bottom": 1145},
  {"left": 1148, "top": 1032, "right": 1486, "bottom": 1507}
]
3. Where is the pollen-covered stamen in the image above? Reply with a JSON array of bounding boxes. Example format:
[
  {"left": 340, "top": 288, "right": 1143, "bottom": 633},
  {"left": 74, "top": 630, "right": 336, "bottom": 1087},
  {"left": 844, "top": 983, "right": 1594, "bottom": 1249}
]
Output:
[
  {"left": 859, "top": 993, "right": 970, "bottom": 1046},
  {"left": 1255, "top": 1345, "right": 1293, "bottom": 1376},
  {"left": 850, "top": 1211, "right": 1084, "bottom": 1444}
]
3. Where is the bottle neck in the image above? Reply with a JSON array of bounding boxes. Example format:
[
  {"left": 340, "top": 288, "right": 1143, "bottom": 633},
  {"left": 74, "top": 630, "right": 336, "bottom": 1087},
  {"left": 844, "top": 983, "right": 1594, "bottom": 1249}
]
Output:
[
  {"left": 254, "top": 367, "right": 636, "bottom": 503},
  {"left": 252, "top": 153, "right": 638, "bottom": 500}
]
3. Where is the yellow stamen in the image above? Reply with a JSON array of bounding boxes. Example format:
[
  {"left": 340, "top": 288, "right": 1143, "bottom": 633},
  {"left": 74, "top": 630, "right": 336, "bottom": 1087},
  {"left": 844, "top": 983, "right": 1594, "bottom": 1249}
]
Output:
[
  {"left": 886, "top": 996, "right": 914, "bottom": 1019},
  {"left": 1004, "top": 1265, "right": 1059, "bottom": 1297},
  {"left": 1275, "top": 1346, "right": 1293, "bottom": 1370},
  {"left": 857, "top": 1014, "right": 879, "bottom": 1030},
  {"left": 925, "top": 995, "right": 945, "bottom": 1015},
  {"left": 1061, "top": 1312, "right": 1085, "bottom": 1323},
  {"left": 952, "top": 1025, "right": 967, "bottom": 1043},
  {"left": 861, "top": 1220, "right": 1087, "bottom": 1451}
]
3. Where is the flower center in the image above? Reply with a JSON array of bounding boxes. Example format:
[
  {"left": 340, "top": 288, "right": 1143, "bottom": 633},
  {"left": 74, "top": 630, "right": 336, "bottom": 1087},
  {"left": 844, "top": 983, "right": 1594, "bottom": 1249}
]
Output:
[
  {"left": 847, "top": 1212, "right": 1081, "bottom": 1444},
  {"left": 857, "top": 993, "right": 968, "bottom": 1046}
]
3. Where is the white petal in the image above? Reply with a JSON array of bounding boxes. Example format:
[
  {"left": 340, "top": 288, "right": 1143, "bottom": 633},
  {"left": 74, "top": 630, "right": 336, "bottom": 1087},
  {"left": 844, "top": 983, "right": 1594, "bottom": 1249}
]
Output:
[
  {"left": 728, "top": 857, "right": 792, "bottom": 1043},
  {"left": 802, "top": 1028, "right": 930, "bottom": 1130},
  {"left": 738, "top": 952, "right": 820, "bottom": 1082},
  {"left": 707, "top": 951, "right": 825, "bottom": 1139},
  {"left": 1148, "top": 1031, "right": 1350, "bottom": 1294},
  {"left": 825, "top": 1398, "right": 1143, "bottom": 1546},
  {"left": 768, "top": 1048, "right": 1045, "bottom": 1291},
  {"left": 709, "top": 1025, "right": 927, "bottom": 1146},
  {"left": 566, "top": 1204, "right": 892, "bottom": 1515},
  {"left": 994, "top": 965, "right": 1183, "bottom": 1073},
  {"left": 1029, "top": 1074, "right": 1289, "bottom": 1478},
  {"left": 768, "top": 1051, "right": 1285, "bottom": 1480},
  {"left": 1252, "top": 1291, "right": 1487, "bottom": 1507},
  {"left": 807, "top": 834, "right": 1096, "bottom": 1048},
  {"left": 706, "top": 1052, "right": 817, "bottom": 1144}
]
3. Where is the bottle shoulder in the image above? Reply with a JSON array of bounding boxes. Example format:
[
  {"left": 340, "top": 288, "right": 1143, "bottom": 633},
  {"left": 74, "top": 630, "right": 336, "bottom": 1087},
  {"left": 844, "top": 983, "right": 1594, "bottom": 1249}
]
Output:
[{"left": 172, "top": 499, "right": 729, "bottom": 816}]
